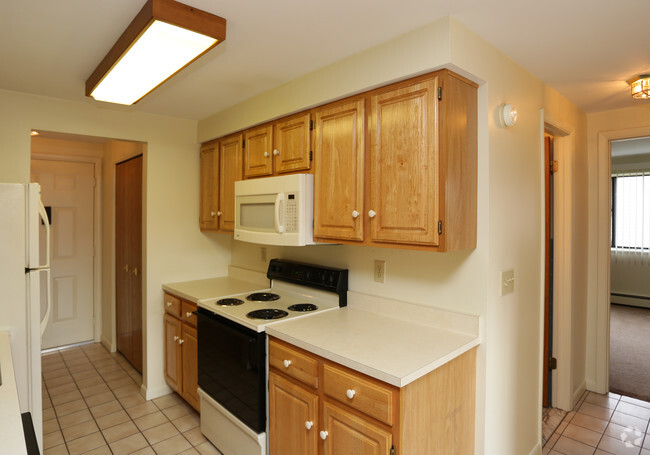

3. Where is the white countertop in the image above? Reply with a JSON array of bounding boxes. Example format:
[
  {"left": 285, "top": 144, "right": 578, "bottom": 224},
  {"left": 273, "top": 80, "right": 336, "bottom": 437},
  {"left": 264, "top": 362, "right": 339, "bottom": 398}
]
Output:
[
  {"left": 162, "top": 266, "right": 270, "bottom": 304},
  {"left": 266, "top": 292, "right": 481, "bottom": 388},
  {"left": 0, "top": 331, "right": 28, "bottom": 455}
]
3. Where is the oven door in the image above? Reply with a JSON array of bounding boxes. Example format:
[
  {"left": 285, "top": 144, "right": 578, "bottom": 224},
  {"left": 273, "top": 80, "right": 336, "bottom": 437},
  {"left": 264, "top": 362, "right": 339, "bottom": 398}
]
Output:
[{"left": 197, "top": 308, "right": 267, "bottom": 434}]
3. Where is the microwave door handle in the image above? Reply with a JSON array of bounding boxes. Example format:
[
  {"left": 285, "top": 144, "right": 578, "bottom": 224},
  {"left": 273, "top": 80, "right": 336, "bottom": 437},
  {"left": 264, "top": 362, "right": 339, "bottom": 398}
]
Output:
[{"left": 275, "top": 193, "right": 285, "bottom": 233}]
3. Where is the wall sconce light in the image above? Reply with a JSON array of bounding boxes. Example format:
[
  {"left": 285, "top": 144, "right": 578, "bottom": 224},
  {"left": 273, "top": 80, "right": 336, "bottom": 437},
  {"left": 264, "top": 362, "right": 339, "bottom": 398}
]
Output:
[
  {"left": 85, "top": 0, "right": 226, "bottom": 105},
  {"left": 499, "top": 104, "right": 518, "bottom": 128},
  {"left": 629, "top": 74, "right": 650, "bottom": 99}
]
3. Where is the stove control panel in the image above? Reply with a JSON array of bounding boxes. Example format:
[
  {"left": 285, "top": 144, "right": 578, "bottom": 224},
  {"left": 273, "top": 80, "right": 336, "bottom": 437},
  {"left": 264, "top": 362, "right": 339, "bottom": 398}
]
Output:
[{"left": 267, "top": 259, "right": 348, "bottom": 306}]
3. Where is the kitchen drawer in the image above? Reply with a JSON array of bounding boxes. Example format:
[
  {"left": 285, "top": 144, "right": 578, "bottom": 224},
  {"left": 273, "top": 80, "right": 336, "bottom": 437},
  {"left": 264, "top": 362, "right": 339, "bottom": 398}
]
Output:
[
  {"left": 164, "top": 293, "right": 181, "bottom": 317},
  {"left": 181, "top": 301, "right": 197, "bottom": 327},
  {"left": 269, "top": 339, "right": 318, "bottom": 389},
  {"left": 322, "top": 363, "right": 395, "bottom": 426}
]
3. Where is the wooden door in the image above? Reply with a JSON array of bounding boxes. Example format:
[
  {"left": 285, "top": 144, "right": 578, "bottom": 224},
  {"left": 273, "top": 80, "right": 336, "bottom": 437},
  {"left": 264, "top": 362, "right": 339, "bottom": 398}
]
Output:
[
  {"left": 181, "top": 323, "right": 200, "bottom": 411},
  {"left": 115, "top": 155, "right": 143, "bottom": 372},
  {"left": 368, "top": 77, "right": 439, "bottom": 245},
  {"left": 269, "top": 372, "right": 318, "bottom": 455},
  {"left": 244, "top": 126, "right": 273, "bottom": 178},
  {"left": 313, "top": 100, "right": 365, "bottom": 241},
  {"left": 199, "top": 142, "right": 219, "bottom": 231},
  {"left": 322, "top": 402, "right": 392, "bottom": 455},
  {"left": 219, "top": 134, "right": 243, "bottom": 231},
  {"left": 164, "top": 314, "right": 182, "bottom": 392},
  {"left": 31, "top": 159, "right": 95, "bottom": 349},
  {"left": 274, "top": 113, "right": 312, "bottom": 173}
]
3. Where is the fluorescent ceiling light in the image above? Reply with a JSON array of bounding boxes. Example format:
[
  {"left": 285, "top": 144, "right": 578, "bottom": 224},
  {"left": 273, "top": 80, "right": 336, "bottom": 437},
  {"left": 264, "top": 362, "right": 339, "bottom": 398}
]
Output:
[{"left": 86, "top": 0, "right": 226, "bottom": 105}]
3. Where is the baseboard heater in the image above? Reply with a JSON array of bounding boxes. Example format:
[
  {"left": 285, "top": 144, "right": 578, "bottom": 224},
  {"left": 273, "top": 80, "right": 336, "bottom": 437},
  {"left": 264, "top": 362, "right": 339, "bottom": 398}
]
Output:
[{"left": 611, "top": 292, "right": 650, "bottom": 309}]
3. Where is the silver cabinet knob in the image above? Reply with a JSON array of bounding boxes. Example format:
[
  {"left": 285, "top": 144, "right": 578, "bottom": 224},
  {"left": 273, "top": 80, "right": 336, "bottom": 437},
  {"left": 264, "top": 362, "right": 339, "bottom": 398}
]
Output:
[
  {"left": 352, "top": 210, "right": 359, "bottom": 218},
  {"left": 368, "top": 210, "right": 377, "bottom": 218}
]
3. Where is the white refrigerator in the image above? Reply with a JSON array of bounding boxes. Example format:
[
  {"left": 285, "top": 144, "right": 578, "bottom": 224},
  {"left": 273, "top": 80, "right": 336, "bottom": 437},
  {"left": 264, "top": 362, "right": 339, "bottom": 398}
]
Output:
[{"left": 0, "top": 183, "right": 51, "bottom": 453}]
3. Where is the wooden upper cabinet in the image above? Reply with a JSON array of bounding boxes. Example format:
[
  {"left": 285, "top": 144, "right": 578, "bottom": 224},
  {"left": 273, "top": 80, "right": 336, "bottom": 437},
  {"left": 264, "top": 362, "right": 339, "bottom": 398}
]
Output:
[
  {"left": 369, "top": 77, "right": 440, "bottom": 246},
  {"left": 313, "top": 99, "right": 365, "bottom": 241},
  {"left": 219, "top": 133, "right": 243, "bottom": 231},
  {"left": 199, "top": 142, "right": 219, "bottom": 230},
  {"left": 274, "top": 113, "right": 312, "bottom": 174},
  {"left": 244, "top": 125, "right": 273, "bottom": 178}
]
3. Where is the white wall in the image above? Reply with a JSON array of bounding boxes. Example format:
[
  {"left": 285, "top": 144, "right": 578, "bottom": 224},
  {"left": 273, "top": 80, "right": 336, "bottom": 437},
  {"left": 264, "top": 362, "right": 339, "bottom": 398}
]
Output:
[
  {"left": 198, "top": 16, "right": 590, "bottom": 454},
  {"left": 0, "top": 89, "right": 232, "bottom": 399}
]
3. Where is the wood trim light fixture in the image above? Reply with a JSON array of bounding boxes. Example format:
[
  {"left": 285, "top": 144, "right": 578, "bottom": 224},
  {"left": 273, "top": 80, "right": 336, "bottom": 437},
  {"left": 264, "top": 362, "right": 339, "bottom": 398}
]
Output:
[
  {"left": 629, "top": 74, "right": 650, "bottom": 99},
  {"left": 85, "top": 0, "right": 226, "bottom": 105}
]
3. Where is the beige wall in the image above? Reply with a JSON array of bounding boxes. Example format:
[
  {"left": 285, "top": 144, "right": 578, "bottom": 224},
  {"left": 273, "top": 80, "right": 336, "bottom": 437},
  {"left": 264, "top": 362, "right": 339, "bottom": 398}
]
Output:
[
  {"left": 198, "top": 16, "right": 590, "bottom": 454},
  {"left": 0, "top": 89, "right": 232, "bottom": 399}
]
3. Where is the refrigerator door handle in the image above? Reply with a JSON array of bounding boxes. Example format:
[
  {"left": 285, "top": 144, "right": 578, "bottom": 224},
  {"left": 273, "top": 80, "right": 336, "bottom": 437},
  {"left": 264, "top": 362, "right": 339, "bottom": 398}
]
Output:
[
  {"left": 38, "top": 198, "right": 50, "bottom": 269},
  {"left": 40, "top": 268, "right": 51, "bottom": 336}
]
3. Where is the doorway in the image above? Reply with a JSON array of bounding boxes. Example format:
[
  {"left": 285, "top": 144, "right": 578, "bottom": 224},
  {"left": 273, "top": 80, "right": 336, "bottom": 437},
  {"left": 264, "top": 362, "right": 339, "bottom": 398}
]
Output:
[
  {"left": 31, "top": 159, "right": 96, "bottom": 349},
  {"left": 115, "top": 155, "right": 143, "bottom": 372},
  {"left": 543, "top": 134, "right": 555, "bottom": 408}
]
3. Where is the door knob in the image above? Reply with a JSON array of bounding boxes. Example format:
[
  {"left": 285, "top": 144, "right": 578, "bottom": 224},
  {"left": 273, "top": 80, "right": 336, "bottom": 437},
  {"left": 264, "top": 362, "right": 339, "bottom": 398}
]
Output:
[{"left": 368, "top": 210, "right": 377, "bottom": 218}]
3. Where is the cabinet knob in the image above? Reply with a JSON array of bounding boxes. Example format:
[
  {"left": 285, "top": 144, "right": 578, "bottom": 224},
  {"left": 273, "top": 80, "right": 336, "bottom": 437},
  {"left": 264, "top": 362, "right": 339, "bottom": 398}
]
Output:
[
  {"left": 346, "top": 389, "right": 356, "bottom": 399},
  {"left": 166, "top": 302, "right": 173, "bottom": 307},
  {"left": 305, "top": 421, "right": 313, "bottom": 430},
  {"left": 352, "top": 210, "right": 359, "bottom": 219},
  {"left": 132, "top": 267, "right": 138, "bottom": 276},
  {"left": 283, "top": 359, "right": 292, "bottom": 368},
  {"left": 186, "top": 312, "right": 193, "bottom": 318},
  {"left": 211, "top": 211, "right": 216, "bottom": 217},
  {"left": 178, "top": 339, "right": 184, "bottom": 345},
  {"left": 264, "top": 151, "right": 270, "bottom": 157},
  {"left": 320, "top": 430, "right": 328, "bottom": 440},
  {"left": 123, "top": 264, "right": 129, "bottom": 272},
  {"left": 368, "top": 210, "right": 377, "bottom": 218},
  {"left": 173, "top": 336, "right": 179, "bottom": 341},
  {"left": 217, "top": 211, "right": 222, "bottom": 217},
  {"left": 273, "top": 149, "right": 280, "bottom": 156}
]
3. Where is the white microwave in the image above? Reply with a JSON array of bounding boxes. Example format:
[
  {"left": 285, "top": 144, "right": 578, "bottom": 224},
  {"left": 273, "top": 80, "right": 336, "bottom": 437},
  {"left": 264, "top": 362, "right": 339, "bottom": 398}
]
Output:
[{"left": 234, "top": 173, "right": 315, "bottom": 246}]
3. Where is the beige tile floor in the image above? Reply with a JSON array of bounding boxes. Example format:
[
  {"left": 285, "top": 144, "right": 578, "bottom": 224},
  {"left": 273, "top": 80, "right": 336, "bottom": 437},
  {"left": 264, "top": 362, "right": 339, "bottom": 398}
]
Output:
[
  {"left": 42, "top": 342, "right": 223, "bottom": 455},
  {"left": 544, "top": 390, "right": 650, "bottom": 455}
]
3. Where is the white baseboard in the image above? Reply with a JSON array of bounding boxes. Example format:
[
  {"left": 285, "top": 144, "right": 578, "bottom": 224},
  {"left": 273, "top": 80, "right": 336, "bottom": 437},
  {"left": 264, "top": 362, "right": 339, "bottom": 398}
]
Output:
[
  {"left": 611, "top": 294, "right": 650, "bottom": 309},
  {"left": 572, "top": 379, "right": 587, "bottom": 409},
  {"left": 528, "top": 442, "right": 542, "bottom": 455},
  {"left": 100, "top": 336, "right": 116, "bottom": 353}
]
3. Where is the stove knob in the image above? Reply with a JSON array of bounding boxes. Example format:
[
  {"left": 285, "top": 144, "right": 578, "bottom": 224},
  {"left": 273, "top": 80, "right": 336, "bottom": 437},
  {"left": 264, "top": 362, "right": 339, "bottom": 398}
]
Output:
[
  {"left": 320, "top": 431, "right": 328, "bottom": 440},
  {"left": 283, "top": 360, "right": 292, "bottom": 368},
  {"left": 305, "top": 421, "right": 313, "bottom": 430}
]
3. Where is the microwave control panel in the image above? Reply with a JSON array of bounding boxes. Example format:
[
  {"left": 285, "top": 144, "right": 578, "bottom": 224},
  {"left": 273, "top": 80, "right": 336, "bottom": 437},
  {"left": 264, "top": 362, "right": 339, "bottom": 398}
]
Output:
[{"left": 285, "top": 193, "right": 297, "bottom": 232}]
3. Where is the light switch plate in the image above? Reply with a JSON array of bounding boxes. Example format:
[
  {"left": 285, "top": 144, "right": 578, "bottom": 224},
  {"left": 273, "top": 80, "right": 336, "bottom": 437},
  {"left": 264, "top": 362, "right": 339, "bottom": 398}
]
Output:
[{"left": 501, "top": 268, "right": 515, "bottom": 296}]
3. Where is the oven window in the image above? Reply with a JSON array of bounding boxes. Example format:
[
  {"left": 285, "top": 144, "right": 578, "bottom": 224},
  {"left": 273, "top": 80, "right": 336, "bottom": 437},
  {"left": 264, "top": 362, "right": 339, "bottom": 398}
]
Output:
[
  {"left": 197, "top": 309, "right": 266, "bottom": 433},
  {"left": 240, "top": 203, "right": 275, "bottom": 230}
]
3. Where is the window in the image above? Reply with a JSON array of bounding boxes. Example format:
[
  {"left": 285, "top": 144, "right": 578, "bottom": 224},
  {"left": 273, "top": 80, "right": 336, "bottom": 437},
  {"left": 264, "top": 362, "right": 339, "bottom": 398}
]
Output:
[{"left": 611, "top": 172, "right": 650, "bottom": 250}]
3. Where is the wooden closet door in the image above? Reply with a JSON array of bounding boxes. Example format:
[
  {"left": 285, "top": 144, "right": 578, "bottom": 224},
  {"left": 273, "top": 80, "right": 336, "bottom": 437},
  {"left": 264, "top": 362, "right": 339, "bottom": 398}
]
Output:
[{"left": 115, "top": 155, "right": 143, "bottom": 372}]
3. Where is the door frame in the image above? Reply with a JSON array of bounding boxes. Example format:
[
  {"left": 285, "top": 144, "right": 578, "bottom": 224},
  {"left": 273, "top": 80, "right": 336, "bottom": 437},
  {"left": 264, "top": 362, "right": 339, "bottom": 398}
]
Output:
[
  {"left": 541, "top": 110, "right": 575, "bottom": 411},
  {"left": 591, "top": 125, "right": 650, "bottom": 394},
  {"left": 31, "top": 153, "right": 103, "bottom": 344}
]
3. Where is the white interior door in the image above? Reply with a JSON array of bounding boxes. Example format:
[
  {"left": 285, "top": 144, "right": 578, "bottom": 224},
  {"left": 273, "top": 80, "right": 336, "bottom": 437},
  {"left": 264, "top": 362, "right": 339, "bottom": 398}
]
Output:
[{"left": 31, "top": 159, "right": 95, "bottom": 349}]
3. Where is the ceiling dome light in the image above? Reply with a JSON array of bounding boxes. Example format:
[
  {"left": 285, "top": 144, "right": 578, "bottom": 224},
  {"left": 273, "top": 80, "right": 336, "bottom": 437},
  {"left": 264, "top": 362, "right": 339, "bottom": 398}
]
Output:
[{"left": 629, "top": 74, "right": 650, "bottom": 99}]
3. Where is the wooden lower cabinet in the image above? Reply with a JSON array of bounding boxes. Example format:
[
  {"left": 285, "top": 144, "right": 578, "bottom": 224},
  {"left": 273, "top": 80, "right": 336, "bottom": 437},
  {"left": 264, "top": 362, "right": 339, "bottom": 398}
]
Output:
[
  {"left": 269, "top": 337, "right": 476, "bottom": 455},
  {"left": 163, "top": 292, "right": 200, "bottom": 411}
]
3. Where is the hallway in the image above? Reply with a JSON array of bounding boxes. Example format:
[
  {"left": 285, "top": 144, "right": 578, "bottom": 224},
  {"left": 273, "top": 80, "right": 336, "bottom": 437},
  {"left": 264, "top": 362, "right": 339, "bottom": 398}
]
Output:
[{"left": 41, "top": 343, "right": 222, "bottom": 455}]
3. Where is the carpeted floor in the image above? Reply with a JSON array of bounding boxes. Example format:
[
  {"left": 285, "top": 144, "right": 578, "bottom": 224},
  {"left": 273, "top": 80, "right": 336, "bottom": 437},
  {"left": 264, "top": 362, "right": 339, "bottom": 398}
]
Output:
[{"left": 609, "top": 303, "right": 650, "bottom": 402}]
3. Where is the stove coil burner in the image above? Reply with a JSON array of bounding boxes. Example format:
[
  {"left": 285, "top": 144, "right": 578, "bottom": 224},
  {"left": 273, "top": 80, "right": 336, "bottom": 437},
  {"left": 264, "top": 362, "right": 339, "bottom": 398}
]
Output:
[
  {"left": 287, "top": 303, "right": 319, "bottom": 312},
  {"left": 246, "top": 309, "right": 289, "bottom": 320},
  {"left": 246, "top": 292, "right": 281, "bottom": 302},
  {"left": 216, "top": 298, "right": 244, "bottom": 306}
]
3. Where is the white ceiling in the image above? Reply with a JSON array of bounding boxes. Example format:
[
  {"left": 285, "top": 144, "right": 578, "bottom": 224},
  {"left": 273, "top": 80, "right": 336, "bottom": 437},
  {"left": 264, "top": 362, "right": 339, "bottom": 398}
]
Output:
[{"left": 2, "top": 0, "right": 650, "bottom": 120}]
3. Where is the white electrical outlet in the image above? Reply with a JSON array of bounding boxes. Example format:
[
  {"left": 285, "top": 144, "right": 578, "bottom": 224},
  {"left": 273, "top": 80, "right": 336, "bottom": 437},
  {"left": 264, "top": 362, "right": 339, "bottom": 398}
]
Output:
[
  {"left": 261, "top": 247, "right": 267, "bottom": 263},
  {"left": 374, "top": 260, "right": 385, "bottom": 283},
  {"left": 501, "top": 268, "right": 515, "bottom": 296}
]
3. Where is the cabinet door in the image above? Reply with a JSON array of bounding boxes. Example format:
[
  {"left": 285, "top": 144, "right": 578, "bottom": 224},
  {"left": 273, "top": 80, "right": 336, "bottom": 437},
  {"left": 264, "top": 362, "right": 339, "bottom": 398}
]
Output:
[
  {"left": 244, "top": 125, "right": 273, "bottom": 178},
  {"left": 181, "top": 324, "right": 200, "bottom": 411},
  {"left": 322, "top": 402, "right": 392, "bottom": 455},
  {"left": 313, "top": 100, "right": 365, "bottom": 241},
  {"left": 163, "top": 314, "right": 182, "bottom": 392},
  {"left": 199, "top": 143, "right": 219, "bottom": 231},
  {"left": 269, "top": 372, "right": 318, "bottom": 455},
  {"left": 274, "top": 113, "right": 311, "bottom": 173},
  {"left": 369, "top": 77, "right": 440, "bottom": 245},
  {"left": 219, "top": 134, "right": 243, "bottom": 231}
]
